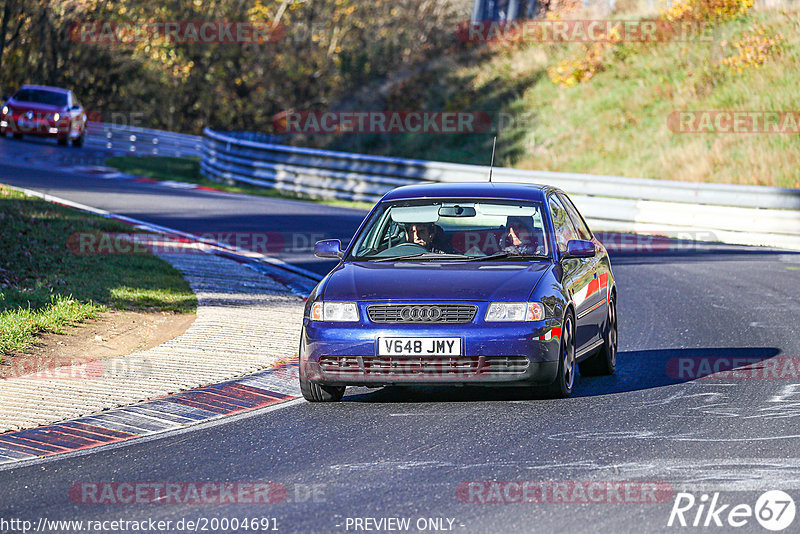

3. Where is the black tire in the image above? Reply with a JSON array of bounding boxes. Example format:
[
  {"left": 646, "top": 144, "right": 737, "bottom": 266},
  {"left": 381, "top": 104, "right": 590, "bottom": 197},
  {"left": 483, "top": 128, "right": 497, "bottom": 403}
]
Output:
[
  {"left": 72, "top": 134, "right": 84, "bottom": 147},
  {"left": 545, "top": 312, "right": 576, "bottom": 398},
  {"left": 57, "top": 137, "right": 68, "bottom": 146},
  {"left": 298, "top": 341, "right": 345, "bottom": 402},
  {"left": 12, "top": 133, "right": 22, "bottom": 139},
  {"left": 579, "top": 294, "right": 617, "bottom": 376},
  {"left": 300, "top": 378, "right": 345, "bottom": 402}
]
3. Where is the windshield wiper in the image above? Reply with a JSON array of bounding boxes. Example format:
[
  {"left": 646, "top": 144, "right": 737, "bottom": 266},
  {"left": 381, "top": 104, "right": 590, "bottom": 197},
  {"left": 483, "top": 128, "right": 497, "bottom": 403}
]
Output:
[
  {"left": 460, "top": 252, "right": 551, "bottom": 262},
  {"left": 367, "top": 253, "right": 472, "bottom": 262}
]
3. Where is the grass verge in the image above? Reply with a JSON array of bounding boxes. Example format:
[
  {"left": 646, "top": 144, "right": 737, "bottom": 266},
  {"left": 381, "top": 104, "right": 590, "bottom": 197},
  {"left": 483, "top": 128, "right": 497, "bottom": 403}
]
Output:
[
  {"left": 105, "top": 156, "right": 373, "bottom": 210},
  {"left": 0, "top": 185, "right": 196, "bottom": 356}
]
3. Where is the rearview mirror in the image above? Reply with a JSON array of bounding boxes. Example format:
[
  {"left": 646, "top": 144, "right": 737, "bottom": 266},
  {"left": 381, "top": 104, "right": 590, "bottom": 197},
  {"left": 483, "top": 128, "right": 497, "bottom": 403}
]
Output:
[
  {"left": 438, "top": 205, "right": 476, "bottom": 217},
  {"left": 314, "top": 239, "right": 343, "bottom": 259},
  {"left": 563, "top": 239, "right": 595, "bottom": 259}
]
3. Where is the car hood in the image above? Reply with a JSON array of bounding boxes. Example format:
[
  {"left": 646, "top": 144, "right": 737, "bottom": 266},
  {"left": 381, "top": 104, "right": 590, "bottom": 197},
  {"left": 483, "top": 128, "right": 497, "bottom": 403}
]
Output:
[
  {"left": 8, "top": 101, "right": 66, "bottom": 113},
  {"left": 321, "top": 261, "right": 551, "bottom": 302}
]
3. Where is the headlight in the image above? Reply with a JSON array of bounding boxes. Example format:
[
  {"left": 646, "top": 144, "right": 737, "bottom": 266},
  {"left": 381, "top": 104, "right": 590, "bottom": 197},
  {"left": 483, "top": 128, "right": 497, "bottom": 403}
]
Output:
[
  {"left": 310, "top": 301, "right": 359, "bottom": 322},
  {"left": 2, "top": 106, "right": 8, "bottom": 115},
  {"left": 53, "top": 112, "right": 60, "bottom": 121},
  {"left": 485, "top": 302, "right": 545, "bottom": 322}
]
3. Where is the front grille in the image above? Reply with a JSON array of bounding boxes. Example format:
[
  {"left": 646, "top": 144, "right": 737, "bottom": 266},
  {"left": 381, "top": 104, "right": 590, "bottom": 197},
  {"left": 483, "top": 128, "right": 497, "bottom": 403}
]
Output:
[
  {"left": 366, "top": 304, "right": 477, "bottom": 324},
  {"left": 318, "top": 356, "right": 528, "bottom": 379}
]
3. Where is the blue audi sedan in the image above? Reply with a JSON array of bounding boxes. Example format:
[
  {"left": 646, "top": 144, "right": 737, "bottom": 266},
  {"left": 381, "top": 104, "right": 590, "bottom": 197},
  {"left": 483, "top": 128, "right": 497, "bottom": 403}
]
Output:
[{"left": 300, "top": 183, "right": 617, "bottom": 401}]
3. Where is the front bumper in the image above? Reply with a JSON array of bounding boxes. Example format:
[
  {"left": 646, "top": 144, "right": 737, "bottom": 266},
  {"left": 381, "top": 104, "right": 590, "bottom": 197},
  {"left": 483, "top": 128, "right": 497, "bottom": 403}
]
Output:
[
  {"left": 1, "top": 117, "right": 78, "bottom": 139},
  {"left": 301, "top": 318, "right": 562, "bottom": 387}
]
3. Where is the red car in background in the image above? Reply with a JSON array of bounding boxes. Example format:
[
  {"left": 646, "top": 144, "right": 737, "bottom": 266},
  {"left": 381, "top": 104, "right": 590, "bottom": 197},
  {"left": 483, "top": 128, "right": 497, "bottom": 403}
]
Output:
[{"left": 0, "top": 85, "right": 86, "bottom": 147}]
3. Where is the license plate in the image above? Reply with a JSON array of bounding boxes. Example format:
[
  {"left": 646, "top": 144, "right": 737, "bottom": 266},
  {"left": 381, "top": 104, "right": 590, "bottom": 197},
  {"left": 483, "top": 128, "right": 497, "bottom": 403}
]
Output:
[{"left": 378, "top": 337, "right": 461, "bottom": 356}]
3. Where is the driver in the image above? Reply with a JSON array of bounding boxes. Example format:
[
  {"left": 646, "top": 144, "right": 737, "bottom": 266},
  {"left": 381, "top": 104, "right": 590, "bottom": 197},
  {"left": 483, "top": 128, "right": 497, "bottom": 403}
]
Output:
[{"left": 405, "top": 223, "right": 445, "bottom": 253}]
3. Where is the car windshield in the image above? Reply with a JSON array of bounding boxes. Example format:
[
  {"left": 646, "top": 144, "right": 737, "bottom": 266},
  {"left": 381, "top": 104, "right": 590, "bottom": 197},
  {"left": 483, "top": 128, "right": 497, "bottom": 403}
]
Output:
[
  {"left": 349, "top": 199, "right": 550, "bottom": 261},
  {"left": 12, "top": 89, "right": 67, "bottom": 107}
]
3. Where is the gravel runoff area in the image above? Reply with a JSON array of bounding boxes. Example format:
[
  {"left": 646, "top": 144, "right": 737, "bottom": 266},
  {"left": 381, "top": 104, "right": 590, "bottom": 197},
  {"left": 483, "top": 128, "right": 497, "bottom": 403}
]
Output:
[{"left": 0, "top": 252, "right": 305, "bottom": 433}]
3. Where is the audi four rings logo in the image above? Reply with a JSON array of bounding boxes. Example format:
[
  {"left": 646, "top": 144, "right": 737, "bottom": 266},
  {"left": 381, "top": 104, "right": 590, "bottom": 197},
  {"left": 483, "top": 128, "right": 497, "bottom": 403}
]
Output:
[
  {"left": 400, "top": 306, "right": 443, "bottom": 321},
  {"left": 25, "top": 111, "right": 34, "bottom": 119}
]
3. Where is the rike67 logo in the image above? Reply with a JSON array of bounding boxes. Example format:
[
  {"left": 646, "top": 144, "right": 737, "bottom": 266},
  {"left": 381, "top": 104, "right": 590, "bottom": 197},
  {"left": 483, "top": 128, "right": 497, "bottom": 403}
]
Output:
[{"left": 668, "top": 491, "right": 796, "bottom": 531}]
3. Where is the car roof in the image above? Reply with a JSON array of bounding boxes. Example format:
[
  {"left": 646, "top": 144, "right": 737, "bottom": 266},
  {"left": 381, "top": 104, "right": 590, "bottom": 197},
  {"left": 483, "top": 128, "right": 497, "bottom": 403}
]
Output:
[
  {"left": 16, "top": 85, "right": 70, "bottom": 94},
  {"left": 381, "top": 182, "right": 554, "bottom": 202}
]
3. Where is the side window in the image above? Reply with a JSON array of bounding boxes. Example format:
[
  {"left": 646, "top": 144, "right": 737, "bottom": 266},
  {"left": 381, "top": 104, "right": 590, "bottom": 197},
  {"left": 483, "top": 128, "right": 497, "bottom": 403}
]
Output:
[
  {"left": 548, "top": 195, "right": 579, "bottom": 253},
  {"left": 354, "top": 208, "right": 391, "bottom": 256},
  {"left": 558, "top": 193, "right": 592, "bottom": 241}
]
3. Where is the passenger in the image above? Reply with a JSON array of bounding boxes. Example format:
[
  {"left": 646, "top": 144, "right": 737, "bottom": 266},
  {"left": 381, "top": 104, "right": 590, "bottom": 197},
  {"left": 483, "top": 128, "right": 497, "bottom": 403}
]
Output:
[{"left": 503, "top": 216, "right": 544, "bottom": 255}]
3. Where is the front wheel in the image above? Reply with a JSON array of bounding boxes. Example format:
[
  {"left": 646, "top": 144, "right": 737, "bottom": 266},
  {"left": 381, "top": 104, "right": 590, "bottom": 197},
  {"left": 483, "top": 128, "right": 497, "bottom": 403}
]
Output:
[
  {"left": 299, "top": 341, "right": 345, "bottom": 402},
  {"left": 72, "top": 134, "right": 84, "bottom": 147},
  {"left": 579, "top": 295, "right": 617, "bottom": 376},
  {"left": 57, "top": 137, "right": 68, "bottom": 146},
  {"left": 545, "top": 312, "right": 576, "bottom": 398},
  {"left": 300, "top": 378, "right": 345, "bottom": 402}
]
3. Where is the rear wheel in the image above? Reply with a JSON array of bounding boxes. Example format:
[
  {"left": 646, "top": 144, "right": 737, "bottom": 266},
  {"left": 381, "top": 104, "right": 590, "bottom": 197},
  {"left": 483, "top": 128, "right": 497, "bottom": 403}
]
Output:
[
  {"left": 545, "top": 312, "right": 576, "bottom": 398},
  {"left": 579, "top": 295, "right": 617, "bottom": 376}
]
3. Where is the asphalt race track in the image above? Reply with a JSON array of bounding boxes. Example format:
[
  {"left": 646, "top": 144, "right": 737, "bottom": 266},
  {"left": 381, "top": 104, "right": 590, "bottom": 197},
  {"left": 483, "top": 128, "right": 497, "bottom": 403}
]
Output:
[
  {"left": 0, "top": 136, "right": 364, "bottom": 277},
  {"left": 2, "top": 137, "right": 800, "bottom": 533}
]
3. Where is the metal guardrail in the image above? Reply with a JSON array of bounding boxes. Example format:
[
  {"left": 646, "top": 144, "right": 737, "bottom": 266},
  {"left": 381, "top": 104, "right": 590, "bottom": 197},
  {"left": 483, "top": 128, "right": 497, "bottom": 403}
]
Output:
[
  {"left": 201, "top": 127, "right": 800, "bottom": 250},
  {"left": 85, "top": 122, "right": 203, "bottom": 157}
]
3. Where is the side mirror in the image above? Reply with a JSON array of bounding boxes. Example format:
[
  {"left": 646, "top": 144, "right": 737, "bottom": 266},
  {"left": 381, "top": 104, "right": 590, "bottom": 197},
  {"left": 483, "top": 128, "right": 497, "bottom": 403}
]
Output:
[
  {"left": 70, "top": 105, "right": 81, "bottom": 111},
  {"left": 314, "top": 239, "right": 343, "bottom": 259},
  {"left": 563, "top": 239, "right": 595, "bottom": 259}
]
